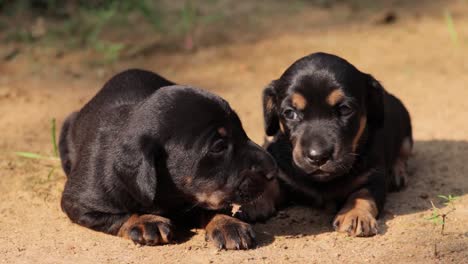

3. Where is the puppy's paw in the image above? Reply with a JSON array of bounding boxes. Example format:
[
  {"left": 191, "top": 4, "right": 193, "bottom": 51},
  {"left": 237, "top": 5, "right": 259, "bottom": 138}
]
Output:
[
  {"left": 333, "top": 208, "right": 378, "bottom": 237},
  {"left": 234, "top": 179, "right": 281, "bottom": 223},
  {"left": 205, "top": 215, "right": 256, "bottom": 250},
  {"left": 119, "top": 214, "right": 174, "bottom": 246}
]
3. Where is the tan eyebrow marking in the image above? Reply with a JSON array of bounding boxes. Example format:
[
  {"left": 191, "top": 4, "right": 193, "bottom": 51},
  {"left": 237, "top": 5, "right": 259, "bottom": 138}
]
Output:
[
  {"left": 291, "top": 92, "right": 307, "bottom": 110},
  {"left": 326, "top": 89, "right": 345, "bottom": 106}
]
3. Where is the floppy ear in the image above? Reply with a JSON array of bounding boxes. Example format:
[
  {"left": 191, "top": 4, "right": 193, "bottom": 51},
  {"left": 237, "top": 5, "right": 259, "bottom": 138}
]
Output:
[
  {"left": 263, "top": 80, "right": 280, "bottom": 136},
  {"left": 366, "top": 75, "right": 385, "bottom": 127},
  {"left": 113, "top": 131, "right": 159, "bottom": 207}
]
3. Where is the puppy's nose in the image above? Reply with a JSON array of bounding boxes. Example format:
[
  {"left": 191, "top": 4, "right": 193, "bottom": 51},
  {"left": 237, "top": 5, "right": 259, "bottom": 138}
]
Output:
[{"left": 306, "top": 147, "right": 332, "bottom": 166}]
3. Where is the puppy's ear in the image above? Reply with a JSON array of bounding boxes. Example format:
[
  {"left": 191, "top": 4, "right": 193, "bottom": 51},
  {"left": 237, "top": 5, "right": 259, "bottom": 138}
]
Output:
[
  {"left": 263, "top": 80, "right": 280, "bottom": 136},
  {"left": 366, "top": 75, "right": 385, "bottom": 127},
  {"left": 114, "top": 131, "right": 159, "bottom": 207}
]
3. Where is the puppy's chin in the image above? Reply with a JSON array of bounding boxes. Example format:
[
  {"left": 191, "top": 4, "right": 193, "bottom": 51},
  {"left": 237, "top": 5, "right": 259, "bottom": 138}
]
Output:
[
  {"left": 195, "top": 190, "right": 231, "bottom": 210},
  {"left": 227, "top": 170, "right": 275, "bottom": 208},
  {"left": 293, "top": 157, "right": 354, "bottom": 182},
  {"left": 194, "top": 173, "right": 271, "bottom": 210}
]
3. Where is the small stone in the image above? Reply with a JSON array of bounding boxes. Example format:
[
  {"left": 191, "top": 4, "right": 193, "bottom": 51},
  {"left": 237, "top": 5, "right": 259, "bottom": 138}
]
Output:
[{"left": 373, "top": 11, "right": 398, "bottom": 25}]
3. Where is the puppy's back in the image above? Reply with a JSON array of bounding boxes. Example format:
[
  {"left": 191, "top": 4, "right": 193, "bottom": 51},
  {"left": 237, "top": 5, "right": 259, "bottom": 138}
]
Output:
[
  {"left": 59, "top": 69, "right": 174, "bottom": 178},
  {"left": 80, "top": 69, "right": 174, "bottom": 117}
]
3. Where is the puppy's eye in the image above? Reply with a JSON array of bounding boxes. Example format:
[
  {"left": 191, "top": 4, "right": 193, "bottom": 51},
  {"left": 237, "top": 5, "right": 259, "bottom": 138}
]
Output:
[
  {"left": 283, "top": 108, "right": 298, "bottom": 121},
  {"left": 210, "top": 139, "right": 228, "bottom": 154},
  {"left": 338, "top": 105, "right": 353, "bottom": 116}
]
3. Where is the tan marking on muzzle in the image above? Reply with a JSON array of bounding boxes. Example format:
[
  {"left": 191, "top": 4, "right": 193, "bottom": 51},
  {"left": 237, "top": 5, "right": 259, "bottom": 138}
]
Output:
[
  {"left": 291, "top": 92, "right": 307, "bottom": 110},
  {"left": 279, "top": 121, "right": 285, "bottom": 133},
  {"left": 184, "top": 175, "right": 193, "bottom": 186},
  {"left": 292, "top": 139, "right": 303, "bottom": 165},
  {"left": 352, "top": 116, "right": 367, "bottom": 152},
  {"left": 326, "top": 89, "right": 345, "bottom": 106},
  {"left": 195, "top": 190, "right": 226, "bottom": 209}
]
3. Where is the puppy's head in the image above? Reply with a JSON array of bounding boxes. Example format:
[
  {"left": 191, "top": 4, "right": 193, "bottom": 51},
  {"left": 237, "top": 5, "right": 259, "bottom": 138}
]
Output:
[
  {"left": 263, "top": 53, "right": 384, "bottom": 182},
  {"left": 117, "top": 86, "right": 277, "bottom": 210}
]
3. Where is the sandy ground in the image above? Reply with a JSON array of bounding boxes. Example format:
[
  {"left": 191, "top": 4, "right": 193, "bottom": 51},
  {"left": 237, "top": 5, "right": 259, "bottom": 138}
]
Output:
[{"left": 1, "top": 1, "right": 468, "bottom": 263}]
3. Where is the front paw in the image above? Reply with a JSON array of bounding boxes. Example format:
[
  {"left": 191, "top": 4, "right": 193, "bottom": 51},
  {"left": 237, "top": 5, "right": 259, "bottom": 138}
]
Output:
[
  {"left": 333, "top": 208, "right": 378, "bottom": 237},
  {"left": 205, "top": 215, "right": 256, "bottom": 250},
  {"left": 119, "top": 214, "right": 174, "bottom": 246}
]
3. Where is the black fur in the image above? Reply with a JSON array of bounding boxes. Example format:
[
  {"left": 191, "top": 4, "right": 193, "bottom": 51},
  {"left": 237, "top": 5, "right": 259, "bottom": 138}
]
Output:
[
  {"left": 260, "top": 53, "right": 412, "bottom": 236},
  {"left": 59, "top": 69, "right": 277, "bottom": 249}
]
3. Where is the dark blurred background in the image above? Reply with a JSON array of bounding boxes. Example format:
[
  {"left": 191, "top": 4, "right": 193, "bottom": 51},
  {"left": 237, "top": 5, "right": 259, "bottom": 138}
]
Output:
[{"left": 0, "top": 0, "right": 449, "bottom": 64}]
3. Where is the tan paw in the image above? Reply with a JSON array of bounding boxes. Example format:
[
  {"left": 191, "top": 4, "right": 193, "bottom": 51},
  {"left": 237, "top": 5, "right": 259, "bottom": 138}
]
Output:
[
  {"left": 205, "top": 215, "right": 256, "bottom": 250},
  {"left": 118, "top": 214, "right": 173, "bottom": 246},
  {"left": 333, "top": 208, "right": 378, "bottom": 237}
]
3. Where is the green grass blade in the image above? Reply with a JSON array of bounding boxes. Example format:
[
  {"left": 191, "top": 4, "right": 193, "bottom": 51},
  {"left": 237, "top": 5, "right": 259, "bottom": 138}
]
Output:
[
  {"left": 437, "top": 195, "right": 449, "bottom": 200},
  {"left": 51, "top": 118, "right": 59, "bottom": 157},
  {"left": 15, "top": 152, "right": 47, "bottom": 159},
  {"left": 15, "top": 152, "right": 60, "bottom": 161},
  {"left": 47, "top": 167, "right": 56, "bottom": 180},
  {"left": 444, "top": 10, "right": 459, "bottom": 46}
]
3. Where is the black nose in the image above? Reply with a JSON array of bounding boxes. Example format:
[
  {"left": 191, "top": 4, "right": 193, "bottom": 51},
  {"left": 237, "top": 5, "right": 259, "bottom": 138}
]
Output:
[{"left": 306, "top": 147, "right": 333, "bottom": 166}]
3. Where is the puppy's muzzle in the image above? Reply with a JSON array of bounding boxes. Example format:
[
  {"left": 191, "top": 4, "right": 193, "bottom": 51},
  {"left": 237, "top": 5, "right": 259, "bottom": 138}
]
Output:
[
  {"left": 247, "top": 140, "right": 278, "bottom": 180},
  {"left": 304, "top": 145, "right": 334, "bottom": 167}
]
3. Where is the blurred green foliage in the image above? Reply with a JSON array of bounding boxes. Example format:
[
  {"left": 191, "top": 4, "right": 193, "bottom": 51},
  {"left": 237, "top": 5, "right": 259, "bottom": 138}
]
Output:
[
  {"left": 0, "top": 0, "right": 394, "bottom": 62},
  {"left": 1, "top": 1, "right": 174, "bottom": 63}
]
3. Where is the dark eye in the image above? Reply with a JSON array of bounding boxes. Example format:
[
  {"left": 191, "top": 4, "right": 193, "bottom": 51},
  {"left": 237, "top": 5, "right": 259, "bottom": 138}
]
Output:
[
  {"left": 283, "top": 108, "right": 298, "bottom": 121},
  {"left": 210, "top": 139, "right": 228, "bottom": 154},
  {"left": 338, "top": 105, "right": 353, "bottom": 116}
]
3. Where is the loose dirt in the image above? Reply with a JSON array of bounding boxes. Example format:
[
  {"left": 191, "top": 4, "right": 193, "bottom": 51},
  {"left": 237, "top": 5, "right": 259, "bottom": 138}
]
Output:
[{"left": 1, "top": 1, "right": 467, "bottom": 263}]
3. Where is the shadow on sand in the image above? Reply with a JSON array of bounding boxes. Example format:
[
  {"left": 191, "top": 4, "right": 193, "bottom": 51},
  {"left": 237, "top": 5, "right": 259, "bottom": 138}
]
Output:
[{"left": 253, "top": 140, "right": 468, "bottom": 247}]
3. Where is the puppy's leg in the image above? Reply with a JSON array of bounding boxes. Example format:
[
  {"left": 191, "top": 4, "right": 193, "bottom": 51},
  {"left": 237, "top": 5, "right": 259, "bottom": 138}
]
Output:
[
  {"left": 390, "top": 136, "right": 412, "bottom": 191},
  {"left": 234, "top": 178, "right": 283, "bottom": 223},
  {"left": 62, "top": 197, "right": 174, "bottom": 246},
  {"left": 118, "top": 214, "right": 174, "bottom": 246},
  {"left": 205, "top": 214, "right": 256, "bottom": 250},
  {"left": 333, "top": 188, "right": 379, "bottom": 237}
]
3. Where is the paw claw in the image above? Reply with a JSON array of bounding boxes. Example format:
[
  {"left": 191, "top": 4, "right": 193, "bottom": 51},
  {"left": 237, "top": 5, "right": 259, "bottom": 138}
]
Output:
[
  {"left": 119, "top": 215, "right": 174, "bottom": 246},
  {"left": 334, "top": 209, "right": 378, "bottom": 237},
  {"left": 206, "top": 215, "right": 256, "bottom": 250}
]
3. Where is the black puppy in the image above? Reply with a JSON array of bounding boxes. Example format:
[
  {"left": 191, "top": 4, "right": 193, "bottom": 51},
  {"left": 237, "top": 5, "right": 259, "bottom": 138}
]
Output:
[
  {"left": 241, "top": 53, "right": 412, "bottom": 237},
  {"left": 59, "top": 69, "right": 277, "bottom": 249}
]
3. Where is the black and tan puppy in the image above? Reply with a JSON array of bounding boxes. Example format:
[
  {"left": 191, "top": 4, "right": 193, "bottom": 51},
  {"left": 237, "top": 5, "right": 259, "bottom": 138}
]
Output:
[
  {"left": 242, "top": 53, "right": 412, "bottom": 237},
  {"left": 59, "top": 69, "right": 277, "bottom": 249}
]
